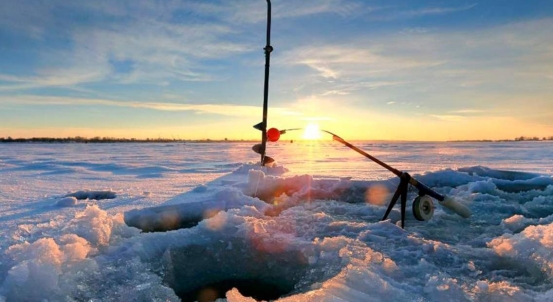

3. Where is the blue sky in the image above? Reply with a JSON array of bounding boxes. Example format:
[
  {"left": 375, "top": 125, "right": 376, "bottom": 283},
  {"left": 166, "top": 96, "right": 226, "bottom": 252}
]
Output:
[{"left": 1, "top": 0, "right": 552, "bottom": 140}]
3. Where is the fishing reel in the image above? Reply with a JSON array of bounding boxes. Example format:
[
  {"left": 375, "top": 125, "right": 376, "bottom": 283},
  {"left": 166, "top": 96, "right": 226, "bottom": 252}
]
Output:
[{"left": 412, "top": 195, "right": 434, "bottom": 221}]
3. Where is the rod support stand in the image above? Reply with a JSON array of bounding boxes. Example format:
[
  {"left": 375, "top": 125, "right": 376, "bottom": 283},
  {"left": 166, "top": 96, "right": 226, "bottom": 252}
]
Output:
[{"left": 382, "top": 172, "right": 412, "bottom": 229}]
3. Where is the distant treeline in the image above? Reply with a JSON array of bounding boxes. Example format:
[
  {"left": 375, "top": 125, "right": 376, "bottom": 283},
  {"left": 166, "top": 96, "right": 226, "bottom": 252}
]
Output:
[
  {"left": 1, "top": 135, "right": 552, "bottom": 144},
  {"left": 451, "top": 136, "right": 553, "bottom": 142},
  {"left": 513, "top": 136, "right": 553, "bottom": 141},
  {"left": 0, "top": 136, "right": 257, "bottom": 143}
]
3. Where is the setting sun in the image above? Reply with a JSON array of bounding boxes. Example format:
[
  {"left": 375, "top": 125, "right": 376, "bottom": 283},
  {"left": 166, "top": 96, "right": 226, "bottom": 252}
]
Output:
[{"left": 302, "top": 122, "right": 322, "bottom": 140}]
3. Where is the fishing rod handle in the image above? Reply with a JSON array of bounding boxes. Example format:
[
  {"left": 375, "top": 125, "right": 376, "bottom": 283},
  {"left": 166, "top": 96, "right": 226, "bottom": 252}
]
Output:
[
  {"left": 439, "top": 197, "right": 472, "bottom": 218},
  {"left": 409, "top": 178, "right": 471, "bottom": 218}
]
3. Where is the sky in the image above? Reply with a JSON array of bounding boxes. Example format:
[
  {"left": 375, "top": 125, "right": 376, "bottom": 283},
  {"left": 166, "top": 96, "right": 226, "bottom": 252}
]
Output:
[{"left": 0, "top": 0, "right": 552, "bottom": 141}]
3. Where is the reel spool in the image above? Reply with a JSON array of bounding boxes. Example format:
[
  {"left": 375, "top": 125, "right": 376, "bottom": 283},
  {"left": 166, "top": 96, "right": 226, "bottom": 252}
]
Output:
[{"left": 412, "top": 195, "right": 434, "bottom": 221}]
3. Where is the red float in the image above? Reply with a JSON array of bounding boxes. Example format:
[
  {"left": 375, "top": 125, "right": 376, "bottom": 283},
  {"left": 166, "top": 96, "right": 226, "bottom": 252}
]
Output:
[{"left": 267, "top": 128, "right": 280, "bottom": 142}]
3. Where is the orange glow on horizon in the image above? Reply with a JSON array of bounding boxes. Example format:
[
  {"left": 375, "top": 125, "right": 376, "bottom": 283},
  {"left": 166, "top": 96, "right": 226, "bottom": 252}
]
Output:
[{"left": 2, "top": 112, "right": 552, "bottom": 141}]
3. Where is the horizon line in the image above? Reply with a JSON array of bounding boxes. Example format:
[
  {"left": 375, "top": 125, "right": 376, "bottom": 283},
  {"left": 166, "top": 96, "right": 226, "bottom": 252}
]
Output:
[{"left": 1, "top": 135, "right": 552, "bottom": 143}]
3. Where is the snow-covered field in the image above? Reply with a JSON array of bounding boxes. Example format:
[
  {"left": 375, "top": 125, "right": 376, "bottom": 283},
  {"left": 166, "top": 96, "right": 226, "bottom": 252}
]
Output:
[{"left": 1, "top": 141, "right": 553, "bottom": 301}]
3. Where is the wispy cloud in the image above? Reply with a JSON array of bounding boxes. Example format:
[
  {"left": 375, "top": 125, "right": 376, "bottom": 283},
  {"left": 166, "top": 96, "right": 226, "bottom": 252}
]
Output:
[
  {"left": 0, "top": 70, "right": 107, "bottom": 92},
  {"left": 300, "top": 117, "right": 336, "bottom": 122},
  {"left": 0, "top": 0, "right": 256, "bottom": 90},
  {"left": 429, "top": 108, "right": 489, "bottom": 122},
  {"left": 280, "top": 45, "right": 440, "bottom": 80},
  {"left": 320, "top": 81, "right": 403, "bottom": 96},
  {"left": 430, "top": 114, "right": 466, "bottom": 122},
  {"left": 401, "top": 4, "right": 477, "bottom": 18},
  {"left": 219, "top": 0, "right": 364, "bottom": 23},
  {"left": 279, "top": 17, "right": 553, "bottom": 99},
  {"left": 269, "top": 17, "right": 553, "bottom": 133},
  {"left": 66, "top": 19, "right": 252, "bottom": 85},
  {"left": 0, "top": 95, "right": 299, "bottom": 118},
  {"left": 450, "top": 109, "right": 484, "bottom": 114},
  {"left": 369, "top": 3, "right": 477, "bottom": 21}
]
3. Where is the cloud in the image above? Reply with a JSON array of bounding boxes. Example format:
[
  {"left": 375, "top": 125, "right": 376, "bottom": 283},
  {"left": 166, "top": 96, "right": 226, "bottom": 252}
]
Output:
[
  {"left": 277, "top": 18, "right": 553, "bottom": 117},
  {"left": 400, "top": 4, "right": 477, "bottom": 18},
  {"left": 220, "top": 0, "right": 364, "bottom": 23},
  {"left": 300, "top": 117, "right": 336, "bottom": 122},
  {"left": 0, "top": 0, "right": 479, "bottom": 93},
  {"left": 429, "top": 109, "right": 491, "bottom": 123},
  {"left": 449, "top": 109, "right": 484, "bottom": 114},
  {"left": 0, "top": 95, "right": 298, "bottom": 118},
  {"left": 318, "top": 81, "right": 403, "bottom": 96},
  {"left": 0, "top": 0, "right": 55, "bottom": 37},
  {"left": 0, "top": 70, "right": 107, "bottom": 91},
  {"left": 261, "top": 17, "right": 553, "bottom": 136},
  {"left": 430, "top": 115, "right": 466, "bottom": 122},
  {"left": 280, "top": 44, "right": 440, "bottom": 80},
  {"left": 65, "top": 19, "right": 252, "bottom": 85},
  {"left": 0, "top": 0, "right": 256, "bottom": 90},
  {"left": 368, "top": 3, "right": 477, "bottom": 21}
]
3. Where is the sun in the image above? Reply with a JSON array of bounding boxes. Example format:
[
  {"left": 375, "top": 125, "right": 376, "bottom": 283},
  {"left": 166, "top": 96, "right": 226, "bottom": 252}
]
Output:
[{"left": 302, "top": 122, "right": 322, "bottom": 140}]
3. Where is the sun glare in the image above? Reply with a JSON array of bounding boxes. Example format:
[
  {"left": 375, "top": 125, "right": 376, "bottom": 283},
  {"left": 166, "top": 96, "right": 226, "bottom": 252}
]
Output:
[{"left": 302, "top": 123, "right": 322, "bottom": 140}]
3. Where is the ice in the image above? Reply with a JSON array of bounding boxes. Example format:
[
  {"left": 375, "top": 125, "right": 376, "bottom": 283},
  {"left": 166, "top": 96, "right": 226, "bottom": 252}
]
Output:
[
  {"left": 124, "top": 186, "right": 270, "bottom": 232},
  {"left": 1, "top": 142, "right": 553, "bottom": 301},
  {"left": 58, "top": 234, "right": 91, "bottom": 262},
  {"left": 63, "top": 205, "right": 115, "bottom": 247},
  {"left": 488, "top": 223, "right": 553, "bottom": 279},
  {"left": 501, "top": 215, "right": 533, "bottom": 233},
  {"left": 226, "top": 288, "right": 258, "bottom": 302},
  {"left": 1, "top": 204, "right": 171, "bottom": 301},
  {"left": 56, "top": 196, "right": 78, "bottom": 207},
  {"left": 2, "top": 238, "right": 63, "bottom": 301}
]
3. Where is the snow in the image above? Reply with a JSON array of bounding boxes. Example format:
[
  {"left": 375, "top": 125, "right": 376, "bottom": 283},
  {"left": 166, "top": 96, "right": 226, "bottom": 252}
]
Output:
[
  {"left": 0, "top": 141, "right": 553, "bottom": 301},
  {"left": 56, "top": 196, "right": 78, "bottom": 207}
]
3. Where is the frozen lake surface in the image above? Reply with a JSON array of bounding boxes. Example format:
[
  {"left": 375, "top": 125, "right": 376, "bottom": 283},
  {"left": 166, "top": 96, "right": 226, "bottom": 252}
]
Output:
[{"left": 1, "top": 141, "right": 553, "bottom": 301}]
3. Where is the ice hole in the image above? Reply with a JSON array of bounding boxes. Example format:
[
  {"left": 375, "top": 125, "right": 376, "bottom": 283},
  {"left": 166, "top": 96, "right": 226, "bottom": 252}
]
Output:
[
  {"left": 162, "top": 241, "right": 312, "bottom": 302},
  {"left": 179, "top": 279, "right": 293, "bottom": 302},
  {"left": 66, "top": 190, "right": 116, "bottom": 200},
  {"left": 124, "top": 204, "right": 219, "bottom": 232}
]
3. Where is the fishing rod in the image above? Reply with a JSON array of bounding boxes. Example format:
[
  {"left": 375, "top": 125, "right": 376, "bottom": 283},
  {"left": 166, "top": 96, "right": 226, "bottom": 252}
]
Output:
[
  {"left": 253, "top": 0, "right": 273, "bottom": 166},
  {"left": 250, "top": 0, "right": 470, "bottom": 228},
  {"left": 256, "top": 127, "right": 471, "bottom": 228}
]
